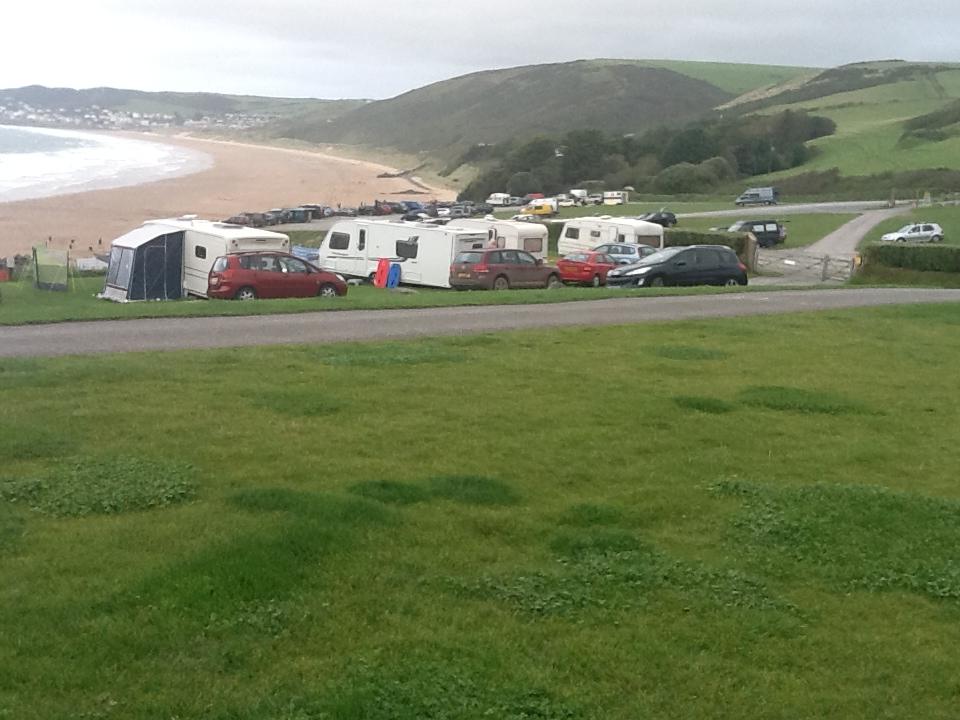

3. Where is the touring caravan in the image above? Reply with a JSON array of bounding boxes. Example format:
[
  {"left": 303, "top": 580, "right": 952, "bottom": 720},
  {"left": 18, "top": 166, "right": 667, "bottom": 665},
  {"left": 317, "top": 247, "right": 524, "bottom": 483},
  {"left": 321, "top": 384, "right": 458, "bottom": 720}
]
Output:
[
  {"left": 454, "top": 218, "right": 549, "bottom": 261},
  {"left": 317, "top": 219, "right": 489, "bottom": 289},
  {"left": 100, "top": 217, "right": 289, "bottom": 302},
  {"left": 603, "top": 191, "right": 629, "bottom": 205},
  {"left": 557, "top": 217, "right": 664, "bottom": 256}
]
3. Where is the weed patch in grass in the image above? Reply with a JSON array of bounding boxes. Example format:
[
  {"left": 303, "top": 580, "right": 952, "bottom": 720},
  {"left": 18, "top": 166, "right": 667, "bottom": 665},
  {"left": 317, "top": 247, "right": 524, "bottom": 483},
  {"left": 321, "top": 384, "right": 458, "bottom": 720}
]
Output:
[
  {"left": 0, "top": 456, "right": 195, "bottom": 517},
  {"left": 558, "top": 503, "right": 625, "bottom": 527},
  {"left": 245, "top": 388, "right": 344, "bottom": 417},
  {"left": 673, "top": 395, "right": 736, "bottom": 414},
  {"left": 428, "top": 475, "right": 519, "bottom": 506},
  {"left": 348, "top": 480, "right": 431, "bottom": 506},
  {"left": 738, "top": 385, "right": 870, "bottom": 415},
  {"left": 653, "top": 345, "right": 731, "bottom": 361},
  {"left": 319, "top": 344, "right": 467, "bottom": 367},
  {"left": 550, "top": 528, "right": 643, "bottom": 557},
  {"left": 714, "top": 479, "right": 960, "bottom": 601}
]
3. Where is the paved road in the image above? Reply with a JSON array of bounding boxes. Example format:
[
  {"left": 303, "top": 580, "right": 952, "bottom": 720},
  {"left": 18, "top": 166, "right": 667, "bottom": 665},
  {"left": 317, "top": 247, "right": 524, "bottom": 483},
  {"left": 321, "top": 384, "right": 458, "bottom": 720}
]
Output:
[
  {"left": 678, "top": 200, "right": 911, "bottom": 220},
  {"left": 2, "top": 289, "right": 958, "bottom": 358},
  {"left": 807, "top": 206, "right": 910, "bottom": 257}
]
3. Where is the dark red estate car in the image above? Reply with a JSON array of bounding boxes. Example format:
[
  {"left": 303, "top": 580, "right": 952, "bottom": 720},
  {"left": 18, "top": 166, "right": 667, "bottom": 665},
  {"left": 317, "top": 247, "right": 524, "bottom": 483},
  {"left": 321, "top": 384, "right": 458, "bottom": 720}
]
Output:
[
  {"left": 449, "top": 249, "right": 562, "bottom": 290},
  {"left": 556, "top": 251, "right": 617, "bottom": 287},
  {"left": 208, "top": 252, "right": 348, "bottom": 300}
]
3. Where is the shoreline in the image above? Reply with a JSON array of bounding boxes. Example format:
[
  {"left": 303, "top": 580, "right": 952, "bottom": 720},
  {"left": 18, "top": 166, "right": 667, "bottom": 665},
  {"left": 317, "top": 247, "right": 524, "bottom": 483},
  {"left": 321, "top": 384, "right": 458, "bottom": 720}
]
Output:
[{"left": 0, "top": 132, "right": 455, "bottom": 260}]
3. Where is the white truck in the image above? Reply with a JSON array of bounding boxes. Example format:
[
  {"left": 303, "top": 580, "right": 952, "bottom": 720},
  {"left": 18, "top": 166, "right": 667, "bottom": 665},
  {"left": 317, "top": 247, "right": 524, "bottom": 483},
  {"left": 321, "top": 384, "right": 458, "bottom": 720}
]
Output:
[
  {"left": 317, "top": 218, "right": 489, "bottom": 289},
  {"left": 454, "top": 218, "right": 549, "bottom": 261},
  {"left": 485, "top": 192, "right": 512, "bottom": 206},
  {"left": 557, "top": 217, "right": 664, "bottom": 256}
]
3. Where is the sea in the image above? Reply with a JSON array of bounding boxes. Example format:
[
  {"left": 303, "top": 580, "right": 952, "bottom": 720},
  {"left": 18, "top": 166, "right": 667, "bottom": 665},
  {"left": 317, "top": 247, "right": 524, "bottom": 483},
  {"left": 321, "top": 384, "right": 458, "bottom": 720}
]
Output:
[{"left": 0, "top": 125, "right": 212, "bottom": 203}]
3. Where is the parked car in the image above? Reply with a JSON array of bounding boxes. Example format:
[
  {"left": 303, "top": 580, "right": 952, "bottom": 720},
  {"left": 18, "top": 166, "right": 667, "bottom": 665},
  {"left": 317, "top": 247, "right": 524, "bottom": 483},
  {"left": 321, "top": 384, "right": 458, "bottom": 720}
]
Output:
[
  {"left": 606, "top": 245, "right": 747, "bottom": 288},
  {"left": 208, "top": 252, "right": 348, "bottom": 300},
  {"left": 717, "top": 219, "right": 787, "bottom": 248},
  {"left": 638, "top": 209, "right": 678, "bottom": 227},
  {"left": 557, "top": 251, "right": 617, "bottom": 286},
  {"left": 880, "top": 222, "right": 944, "bottom": 243},
  {"left": 592, "top": 242, "right": 659, "bottom": 265},
  {"left": 449, "top": 248, "right": 563, "bottom": 290}
]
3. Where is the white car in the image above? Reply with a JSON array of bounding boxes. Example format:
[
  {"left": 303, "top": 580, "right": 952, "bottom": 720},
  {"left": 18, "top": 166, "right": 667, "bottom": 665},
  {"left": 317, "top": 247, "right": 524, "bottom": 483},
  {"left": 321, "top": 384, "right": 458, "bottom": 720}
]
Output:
[{"left": 881, "top": 222, "right": 944, "bottom": 243}]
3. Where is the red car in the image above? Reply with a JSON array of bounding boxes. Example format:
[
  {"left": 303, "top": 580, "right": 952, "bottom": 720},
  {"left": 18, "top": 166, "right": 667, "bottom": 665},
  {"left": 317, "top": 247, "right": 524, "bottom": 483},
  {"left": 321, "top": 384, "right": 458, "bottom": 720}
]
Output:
[
  {"left": 556, "top": 251, "right": 617, "bottom": 287},
  {"left": 208, "top": 252, "right": 348, "bottom": 300}
]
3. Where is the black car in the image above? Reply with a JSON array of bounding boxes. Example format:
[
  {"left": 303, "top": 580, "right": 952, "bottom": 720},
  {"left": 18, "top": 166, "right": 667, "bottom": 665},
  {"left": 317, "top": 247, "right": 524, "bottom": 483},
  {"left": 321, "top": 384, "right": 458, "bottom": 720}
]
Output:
[
  {"left": 720, "top": 219, "right": 786, "bottom": 248},
  {"left": 605, "top": 245, "right": 747, "bottom": 288},
  {"left": 638, "top": 209, "right": 678, "bottom": 227}
]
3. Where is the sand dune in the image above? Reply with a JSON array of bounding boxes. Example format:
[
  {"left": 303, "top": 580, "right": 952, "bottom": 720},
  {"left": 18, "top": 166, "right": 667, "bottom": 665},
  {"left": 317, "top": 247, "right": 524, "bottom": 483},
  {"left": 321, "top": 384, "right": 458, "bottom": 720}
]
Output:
[{"left": 0, "top": 134, "right": 454, "bottom": 260}]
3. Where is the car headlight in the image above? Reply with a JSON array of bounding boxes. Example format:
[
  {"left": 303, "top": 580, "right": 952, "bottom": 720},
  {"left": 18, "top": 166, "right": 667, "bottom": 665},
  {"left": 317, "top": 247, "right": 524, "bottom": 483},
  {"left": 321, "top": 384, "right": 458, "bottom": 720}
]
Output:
[
  {"left": 335, "top": 273, "right": 346, "bottom": 282},
  {"left": 608, "top": 268, "right": 622, "bottom": 277},
  {"left": 626, "top": 266, "right": 652, "bottom": 276}
]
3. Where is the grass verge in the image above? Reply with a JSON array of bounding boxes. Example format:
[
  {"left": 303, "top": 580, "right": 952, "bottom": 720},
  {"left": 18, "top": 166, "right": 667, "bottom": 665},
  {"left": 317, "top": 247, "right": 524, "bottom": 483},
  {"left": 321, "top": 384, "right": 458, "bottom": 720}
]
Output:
[{"left": 2, "top": 304, "right": 960, "bottom": 717}]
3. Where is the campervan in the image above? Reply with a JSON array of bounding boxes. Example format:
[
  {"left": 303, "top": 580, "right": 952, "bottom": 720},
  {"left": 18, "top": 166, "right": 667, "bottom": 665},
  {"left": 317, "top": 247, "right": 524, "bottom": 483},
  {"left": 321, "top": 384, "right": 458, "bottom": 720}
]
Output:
[
  {"left": 603, "top": 191, "right": 629, "bottom": 206},
  {"left": 735, "top": 187, "right": 779, "bottom": 206},
  {"left": 317, "top": 219, "right": 489, "bottom": 289},
  {"left": 557, "top": 217, "right": 664, "bottom": 256},
  {"left": 454, "top": 218, "right": 549, "bottom": 261},
  {"left": 100, "top": 217, "right": 290, "bottom": 302},
  {"left": 485, "top": 193, "right": 512, "bottom": 206}
]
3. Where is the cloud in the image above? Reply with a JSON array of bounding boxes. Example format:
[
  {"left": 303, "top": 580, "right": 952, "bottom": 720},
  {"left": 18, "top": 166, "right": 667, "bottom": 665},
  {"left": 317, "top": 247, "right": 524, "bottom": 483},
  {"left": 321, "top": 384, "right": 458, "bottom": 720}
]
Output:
[{"left": 1, "top": 0, "right": 957, "bottom": 97}]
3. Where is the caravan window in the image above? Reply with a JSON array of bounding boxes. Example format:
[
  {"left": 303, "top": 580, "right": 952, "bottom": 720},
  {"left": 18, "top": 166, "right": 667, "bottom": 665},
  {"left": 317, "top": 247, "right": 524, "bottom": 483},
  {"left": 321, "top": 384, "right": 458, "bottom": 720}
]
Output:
[
  {"left": 565, "top": 227, "right": 580, "bottom": 239},
  {"left": 523, "top": 237, "right": 543, "bottom": 253},
  {"left": 328, "top": 232, "right": 350, "bottom": 250},
  {"left": 396, "top": 237, "right": 419, "bottom": 259},
  {"left": 590, "top": 230, "right": 601, "bottom": 239},
  {"left": 195, "top": 245, "right": 207, "bottom": 259},
  {"left": 495, "top": 235, "right": 506, "bottom": 248},
  {"left": 358, "top": 230, "right": 366, "bottom": 251}
]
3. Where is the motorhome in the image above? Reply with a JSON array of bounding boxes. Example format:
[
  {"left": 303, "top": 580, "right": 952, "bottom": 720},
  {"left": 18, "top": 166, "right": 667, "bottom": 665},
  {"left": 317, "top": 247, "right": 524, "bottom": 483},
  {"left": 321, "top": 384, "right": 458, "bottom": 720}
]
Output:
[
  {"left": 100, "top": 217, "right": 290, "bottom": 302},
  {"left": 603, "top": 191, "right": 629, "bottom": 206},
  {"left": 557, "top": 217, "right": 664, "bottom": 256},
  {"left": 317, "top": 218, "right": 489, "bottom": 289},
  {"left": 485, "top": 193, "right": 512, "bottom": 206},
  {"left": 454, "top": 218, "right": 549, "bottom": 261}
]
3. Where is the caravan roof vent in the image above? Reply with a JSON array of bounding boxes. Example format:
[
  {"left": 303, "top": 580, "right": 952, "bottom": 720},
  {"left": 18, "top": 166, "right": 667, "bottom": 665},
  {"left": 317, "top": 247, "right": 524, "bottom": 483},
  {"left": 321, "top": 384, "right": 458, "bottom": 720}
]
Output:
[
  {"left": 177, "top": 214, "right": 199, "bottom": 222},
  {"left": 484, "top": 215, "right": 496, "bottom": 221},
  {"left": 599, "top": 215, "right": 612, "bottom": 220}
]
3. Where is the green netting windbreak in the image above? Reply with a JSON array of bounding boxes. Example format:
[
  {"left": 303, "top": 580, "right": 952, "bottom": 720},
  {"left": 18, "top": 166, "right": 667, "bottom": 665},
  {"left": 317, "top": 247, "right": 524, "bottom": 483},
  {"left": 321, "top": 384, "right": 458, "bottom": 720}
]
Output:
[{"left": 32, "top": 247, "right": 69, "bottom": 291}]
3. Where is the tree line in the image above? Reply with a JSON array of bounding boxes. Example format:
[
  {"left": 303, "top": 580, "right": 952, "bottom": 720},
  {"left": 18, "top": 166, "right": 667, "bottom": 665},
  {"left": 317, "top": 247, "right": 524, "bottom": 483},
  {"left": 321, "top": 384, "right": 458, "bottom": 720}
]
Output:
[{"left": 457, "top": 110, "right": 836, "bottom": 200}]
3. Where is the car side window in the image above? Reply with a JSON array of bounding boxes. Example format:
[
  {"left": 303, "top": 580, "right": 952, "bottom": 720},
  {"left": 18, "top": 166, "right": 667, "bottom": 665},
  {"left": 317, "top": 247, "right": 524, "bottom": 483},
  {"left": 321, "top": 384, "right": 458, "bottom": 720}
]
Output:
[
  {"left": 279, "top": 257, "right": 309, "bottom": 274},
  {"left": 922, "top": 225, "right": 933, "bottom": 232},
  {"left": 517, "top": 252, "right": 536, "bottom": 265},
  {"left": 259, "top": 255, "right": 281, "bottom": 272},
  {"left": 598, "top": 255, "right": 612, "bottom": 264},
  {"left": 501, "top": 250, "right": 520, "bottom": 264},
  {"left": 238, "top": 255, "right": 257, "bottom": 270},
  {"left": 487, "top": 251, "right": 502, "bottom": 264},
  {"left": 675, "top": 251, "right": 693, "bottom": 266},
  {"left": 697, "top": 250, "right": 720, "bottom": 270}
]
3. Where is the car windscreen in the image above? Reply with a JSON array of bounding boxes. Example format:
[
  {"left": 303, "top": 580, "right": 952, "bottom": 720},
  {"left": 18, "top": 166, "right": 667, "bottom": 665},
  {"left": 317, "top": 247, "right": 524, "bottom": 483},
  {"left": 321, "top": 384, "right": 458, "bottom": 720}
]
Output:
[
  {"left": 632, "top": 247, "right": 685, "bottom": 266},
  {"left": 563, "top": 253, "right": 589, "bottom": 262},
  {"left": 455, "top": 252, "right": 484, "bottom": 264}
]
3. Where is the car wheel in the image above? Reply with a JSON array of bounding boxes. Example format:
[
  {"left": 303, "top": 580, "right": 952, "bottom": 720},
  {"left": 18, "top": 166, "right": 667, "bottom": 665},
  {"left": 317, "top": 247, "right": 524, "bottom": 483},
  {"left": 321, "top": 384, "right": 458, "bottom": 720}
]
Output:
[
  {"left": 649, "top": 276, "right": 665, "bottom": 287},
  {"left": 896, "top": 237, "right": 905, "bottom": 243},
  {"left": 724, "top": 278, "right": 739, "bottom": 287},
  {"left": 546, "top": 274, "right": 563, "bottom": 289},
  {"left": 590, "top": 274, "right": 601, "bottom": 288},
  {"left": 235, "top": 286, "right": 257, "bottom": 301},
  {"left": 318, "top": 283, "right": 339, "bottom": 298},
  {"left": 493, "top": 275, "right": 510, "bottom": 291},
  {"left": 931, "top": 235, "right": 942, "bottom": 242}
]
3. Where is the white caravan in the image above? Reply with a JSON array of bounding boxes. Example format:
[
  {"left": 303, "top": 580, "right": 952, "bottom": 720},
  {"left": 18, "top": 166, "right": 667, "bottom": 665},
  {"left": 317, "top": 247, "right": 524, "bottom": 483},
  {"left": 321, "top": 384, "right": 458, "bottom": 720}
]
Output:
[
  {"left": 318, "top": 219, "right": 489, "bottom": 289},
  {"left": 454, "top": 218, "right": 549, "bottom": 261},
  {"left": 485, "top": 192, "right": 512, "bottom": 206},
  {"left": 603, "top": 190, "right": 629, "bottom": 205},
  {"left": 557, "top": 217, "right": 664, "bottom": 256}
]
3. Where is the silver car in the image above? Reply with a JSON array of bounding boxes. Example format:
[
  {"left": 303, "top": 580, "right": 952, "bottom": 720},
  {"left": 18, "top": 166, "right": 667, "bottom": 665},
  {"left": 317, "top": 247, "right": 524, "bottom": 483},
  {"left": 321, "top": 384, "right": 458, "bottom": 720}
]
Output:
[
  {"left": 592, "top": 243, "right": 659, "bottom": 265},
  {"left": 880, "top": 222, "right": 944, "bottom": 243}
]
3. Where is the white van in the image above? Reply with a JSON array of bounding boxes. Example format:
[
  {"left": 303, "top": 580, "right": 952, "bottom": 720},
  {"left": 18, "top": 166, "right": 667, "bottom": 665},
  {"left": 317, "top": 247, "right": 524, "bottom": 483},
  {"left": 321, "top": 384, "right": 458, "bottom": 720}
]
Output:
[
  {"left": 603, "top": 191, "right": 629, "bottom": 206},
  {"left": 454, "top": 218, "right": 548, "bottom": 261},
  {"left": 557, "top": 217, "right": 664, "bottom": 256},
  {"left": 318, "top": 219, "right": 489, "bottom": 289},
  {"left": 485, "top": 193, "right": 511, "bottom": 206}
]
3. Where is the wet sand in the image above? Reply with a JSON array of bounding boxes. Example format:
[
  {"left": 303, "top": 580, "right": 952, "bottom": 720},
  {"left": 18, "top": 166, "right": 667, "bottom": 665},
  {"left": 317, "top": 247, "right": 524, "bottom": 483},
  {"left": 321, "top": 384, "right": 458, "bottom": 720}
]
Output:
[{"left": 0, "top": 134, "right": 454, "bottom": 259}]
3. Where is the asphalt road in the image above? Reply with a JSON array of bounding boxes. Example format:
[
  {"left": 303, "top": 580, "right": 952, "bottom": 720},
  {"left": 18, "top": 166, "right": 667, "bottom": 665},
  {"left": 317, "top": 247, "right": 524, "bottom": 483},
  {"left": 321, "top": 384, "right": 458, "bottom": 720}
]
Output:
[{"left": 2, "top": 288, "right": 959, "bottom": 358}]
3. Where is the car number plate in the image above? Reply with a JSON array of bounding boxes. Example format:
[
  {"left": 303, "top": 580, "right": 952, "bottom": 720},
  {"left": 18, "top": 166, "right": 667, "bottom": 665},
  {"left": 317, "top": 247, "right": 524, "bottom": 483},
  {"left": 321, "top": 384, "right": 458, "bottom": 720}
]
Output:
[{"left": 458, "top": 272, "right": 471, "bottom": 278}]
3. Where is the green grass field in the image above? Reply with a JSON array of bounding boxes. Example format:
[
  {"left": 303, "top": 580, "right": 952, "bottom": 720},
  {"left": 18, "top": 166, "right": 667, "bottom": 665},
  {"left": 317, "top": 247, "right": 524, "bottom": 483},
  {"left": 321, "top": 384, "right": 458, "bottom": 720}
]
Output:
[
  {"left": 640, "top": 60, "right": 818, "bottom": 96},
  {"left": 861, "top": 205, "right": 960, "bottom": 248},
  {"left": 0, "top": 276, "right": 760, "bottom": 327},
  {"left": 3, "top": 304, "right": 960, "bottom": 718}
]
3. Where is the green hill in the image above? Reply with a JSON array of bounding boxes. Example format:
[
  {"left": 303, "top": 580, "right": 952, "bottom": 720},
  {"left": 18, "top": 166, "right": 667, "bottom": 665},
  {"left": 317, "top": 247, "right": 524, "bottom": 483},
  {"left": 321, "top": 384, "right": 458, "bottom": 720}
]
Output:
[{"left": 274, "top": 59, "right": 813, "bottom": 155}]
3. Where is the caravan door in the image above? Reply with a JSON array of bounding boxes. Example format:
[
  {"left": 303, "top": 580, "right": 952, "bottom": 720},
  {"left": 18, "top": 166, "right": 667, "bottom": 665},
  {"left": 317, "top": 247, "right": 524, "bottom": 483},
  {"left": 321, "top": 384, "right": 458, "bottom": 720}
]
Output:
[{"left": 323, "top": 228, "right": 368, "bottom": 278}]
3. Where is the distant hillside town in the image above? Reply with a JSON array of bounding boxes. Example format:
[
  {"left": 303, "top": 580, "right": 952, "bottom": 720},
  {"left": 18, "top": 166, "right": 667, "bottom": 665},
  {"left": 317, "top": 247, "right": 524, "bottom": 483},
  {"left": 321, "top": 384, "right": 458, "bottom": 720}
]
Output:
[{"left": 0, "top": 97, "right": 278, "bottom": 132}]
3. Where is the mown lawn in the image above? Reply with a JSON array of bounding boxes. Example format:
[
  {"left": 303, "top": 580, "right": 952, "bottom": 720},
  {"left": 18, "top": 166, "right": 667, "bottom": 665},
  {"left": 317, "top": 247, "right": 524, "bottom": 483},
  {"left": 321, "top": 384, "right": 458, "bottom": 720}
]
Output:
[
  {"left": 0, "top": 276, "right": 766, "bottom": 327},
  {"left": 679, "top": 213, "right": 858, "bottom": 249},
  {"left": 2, "top": 304, "right": 960, "bottom": 718}
]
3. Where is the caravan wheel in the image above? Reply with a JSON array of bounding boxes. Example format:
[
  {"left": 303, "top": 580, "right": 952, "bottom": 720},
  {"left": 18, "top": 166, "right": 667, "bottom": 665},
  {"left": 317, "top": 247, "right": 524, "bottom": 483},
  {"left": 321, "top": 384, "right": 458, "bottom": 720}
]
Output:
[{"left": 235, "top": 286, "right": 258, "bottom": 301}]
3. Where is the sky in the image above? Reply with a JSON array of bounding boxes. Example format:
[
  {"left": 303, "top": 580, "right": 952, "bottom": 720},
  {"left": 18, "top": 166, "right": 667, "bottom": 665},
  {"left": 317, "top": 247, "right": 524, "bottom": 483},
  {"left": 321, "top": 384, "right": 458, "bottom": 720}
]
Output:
[{"left": 3, "top": 0, "right": 957, "bottom": 99}]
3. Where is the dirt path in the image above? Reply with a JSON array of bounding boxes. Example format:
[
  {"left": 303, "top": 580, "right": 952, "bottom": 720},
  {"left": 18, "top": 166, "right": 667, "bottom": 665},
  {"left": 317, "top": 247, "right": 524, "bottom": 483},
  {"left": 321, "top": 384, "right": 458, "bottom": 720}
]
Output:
[{"left": 2, "top": 288, "right": 958, "bottom": 358}]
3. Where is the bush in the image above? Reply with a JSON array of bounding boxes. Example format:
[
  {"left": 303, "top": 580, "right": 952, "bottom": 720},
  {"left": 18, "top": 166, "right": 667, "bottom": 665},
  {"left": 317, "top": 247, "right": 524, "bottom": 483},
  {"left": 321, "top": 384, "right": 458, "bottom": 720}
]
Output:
[
  {"left": 864, "top": 244, "right": 960, "bottom": 273},
  {"left": 665, "top": 229, "right": 747, "bottom": 258}
]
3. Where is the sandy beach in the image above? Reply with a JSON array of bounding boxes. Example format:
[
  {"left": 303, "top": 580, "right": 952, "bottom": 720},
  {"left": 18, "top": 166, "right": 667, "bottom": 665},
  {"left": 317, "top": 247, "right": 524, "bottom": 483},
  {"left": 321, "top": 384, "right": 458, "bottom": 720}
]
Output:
[{"left": 0, "top": 134, "right": 455, "bottom": 260}]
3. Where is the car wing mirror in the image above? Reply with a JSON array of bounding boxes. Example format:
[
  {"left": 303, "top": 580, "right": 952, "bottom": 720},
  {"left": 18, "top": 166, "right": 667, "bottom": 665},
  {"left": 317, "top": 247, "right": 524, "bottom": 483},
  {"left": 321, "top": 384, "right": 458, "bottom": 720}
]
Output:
[{"left": 675, "top": 260, "right": 687, "bottom": 267}]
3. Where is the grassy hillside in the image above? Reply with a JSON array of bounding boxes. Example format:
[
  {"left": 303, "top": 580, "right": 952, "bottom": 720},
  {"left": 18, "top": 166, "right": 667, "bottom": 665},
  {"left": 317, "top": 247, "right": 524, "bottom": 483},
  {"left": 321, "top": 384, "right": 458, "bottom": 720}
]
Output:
[
  {"left": 0, "top": 85, "right": 365, "bottom": 119},
  {"left": 4, "top": 305, "right": 960, "bottom": 718},
  {"left": 640, "top": 59, "right": 818, "bottom": 96}
]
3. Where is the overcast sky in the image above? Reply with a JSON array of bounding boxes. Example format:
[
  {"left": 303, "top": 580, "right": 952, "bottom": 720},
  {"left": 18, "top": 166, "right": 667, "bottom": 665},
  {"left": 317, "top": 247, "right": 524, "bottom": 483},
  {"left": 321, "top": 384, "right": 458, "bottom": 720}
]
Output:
[{"left": 3, "top": 1, "right": 957, "bottom": 99}]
